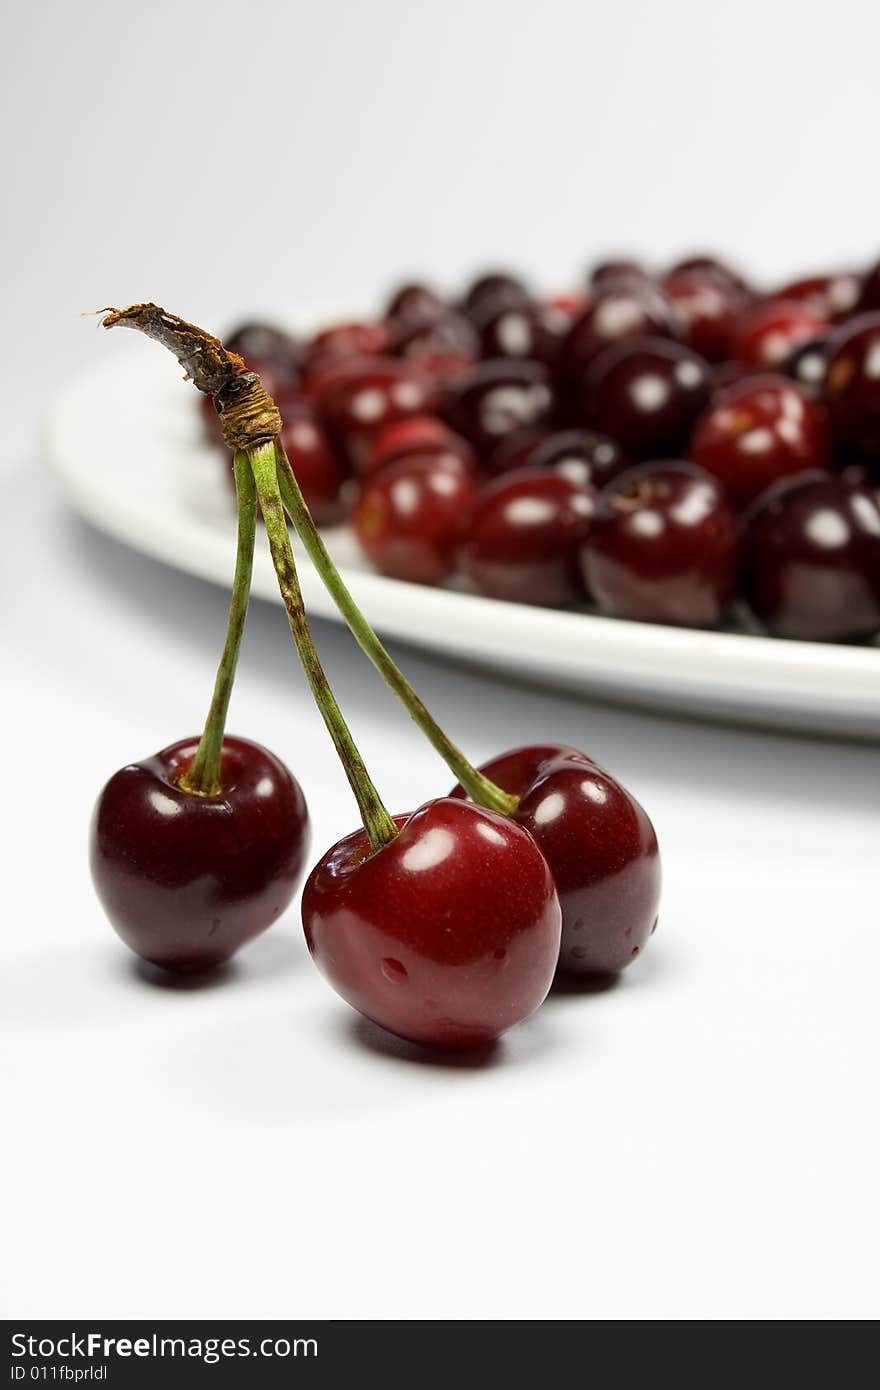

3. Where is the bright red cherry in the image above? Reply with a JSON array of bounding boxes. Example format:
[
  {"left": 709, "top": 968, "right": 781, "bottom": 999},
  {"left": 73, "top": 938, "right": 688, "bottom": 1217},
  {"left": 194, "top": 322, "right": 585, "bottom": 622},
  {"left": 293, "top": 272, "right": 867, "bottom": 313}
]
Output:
[
  {"left": 440, "top": 359, "right": 556, "bottom": 464},
  {"left": 581, "top": 461, "right": 738, "bottom": 627},
  {"left": 823, "top": 314, "right": 880, "bottom": 454},
  {"left": 471, "top": 295, "right": 567, "bottom": 368},
  {"left": 771, "top": 272, "right": 861, "bottom": 322},
  {"left": 459, "top": 469, "right": 595, "bottom": 606},
  {"left": 660, "top": 269, "right": 746, "bottom": 361},
  {"left": 731, "top": 299, "right": 828, "bottom": 368},
  {"left": 580, "top": 337, "right": 713, "bottom": 458},
  {"left": 353, "top": 453, "right": 479, "bottom": 584},
  {"left": 451, "top": 744, "right": 661, "bottom": 977},
  {"left": 279, "top": 400, "right": 351, "bottom": 527},
  {"left": 91, "top": 737, "right": 310, "bottom": 973},
  {"left": 361, "top": 415, "right": 477, "bottom": 479},
  {"left": 528, "top": 428, "right": 628, "bottom": 489},
  {"left": 741, "top": 474, "right": 880, "bottom": 642},
  {"left": 690, "top": 375, "right": 830, "bottom": 510},
  {"left": 302, "top": 798, "right": 562, "bottom": 1049},
  {"left": 317, "top": 358, "right": 437, "bottom": 467},
  {"left": 562, "top": 284, "right": 680, "bottom": 381}
]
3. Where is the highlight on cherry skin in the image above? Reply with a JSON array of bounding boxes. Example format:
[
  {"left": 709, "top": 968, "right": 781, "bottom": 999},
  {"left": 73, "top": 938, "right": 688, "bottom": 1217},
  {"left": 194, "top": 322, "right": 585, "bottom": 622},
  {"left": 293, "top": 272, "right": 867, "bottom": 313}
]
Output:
[
  {"left": 302, "top": 797, "right": 563, "bottom": 1050},
  {"left": 451, "top": 744, "right": 661, "bottom": 977},
  {"left": 91, "top": 736, "right": 310, "bottom": 973}
]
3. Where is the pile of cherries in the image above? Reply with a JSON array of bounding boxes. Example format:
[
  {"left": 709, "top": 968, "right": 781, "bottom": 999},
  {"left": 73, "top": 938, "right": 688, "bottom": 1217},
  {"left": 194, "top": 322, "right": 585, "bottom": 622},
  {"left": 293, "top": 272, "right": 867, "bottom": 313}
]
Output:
[{"left": 203, "top": 252, "right": 880, "bottom": 644}]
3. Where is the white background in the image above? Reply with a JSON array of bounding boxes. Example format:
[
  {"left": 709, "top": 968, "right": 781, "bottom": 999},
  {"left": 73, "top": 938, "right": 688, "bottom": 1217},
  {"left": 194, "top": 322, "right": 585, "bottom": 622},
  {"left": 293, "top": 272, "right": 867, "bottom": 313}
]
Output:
[{"left": 2, "top": 0, "right": 879, "bottom": 1321}]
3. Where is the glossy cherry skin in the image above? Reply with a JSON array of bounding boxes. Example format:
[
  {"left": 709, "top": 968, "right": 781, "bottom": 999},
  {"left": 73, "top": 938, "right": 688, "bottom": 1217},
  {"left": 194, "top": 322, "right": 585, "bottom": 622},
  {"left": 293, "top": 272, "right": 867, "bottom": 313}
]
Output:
[
  {"left": 562, "top": 284, "right": 680, "bottom": 381},
  {"left": 660, "top": 269, "right": 746, "bottom": 362},
  {"left": 772, "top": 273, "right": 861, "bottom": 322},
  {"left": 740, "top": 473, "right": 880, "bottom": 642},
  {"left": 303, "top": 798, "right": 562, "bottom": 1049},
  {"left": 731, "top": 299, "right": 828, "bottom": 368},
  {"left": 823, "top": 314, "right": 880, "bottom": 453},
  {"left": 581, "top": 461, "right": 738, "bottom": 627},
  {"left": 580, "top": 337, "right": 713, "bottom": 458},
  {"left": 279, "top": 403, "right": 350, "bottom": 526},
  {"left": 303, "top": 321, "right": 389, "bottom": 376},
  {"left": 91, "top": 737, "right": 310, "bottom": 972},
  {"left": 528, "top": 428, "right": 628, "bottom": 489},
  {"left": 440, "top": 359, "right": 556, "bottom": 464},
  {"left": 472, "top": 294, "right": 567, "bottom": 368},
  {"left": 451, "top": 744, "right": 661, "bottom": 977},
  {"left": 318, "top": 358, "right": 437, "bottom": 468},
  {"left": 781, "top": 336, "right": 830, "bottom": 399},
  {"left": 353, "top": 453, "right": 479, "bottom": 584},
  {"left": 361, "top": 415, "right": 476, "bottom": 479},
  {"left": 459, "top": 469, "right": 595, "bottom": 606},
  {"left": 690, "top": 375, "right": 830, "bottom": 510}
]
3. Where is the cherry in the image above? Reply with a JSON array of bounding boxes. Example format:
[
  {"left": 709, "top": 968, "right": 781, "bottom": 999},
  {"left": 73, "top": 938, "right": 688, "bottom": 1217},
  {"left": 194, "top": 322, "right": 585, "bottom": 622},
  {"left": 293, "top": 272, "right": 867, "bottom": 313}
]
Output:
[
  {"left": 771, "top": 273, "right": 861, "bottom": 322},
  {"left": 279, "top": 403, "right": 350, "bottom": 527},
  {"left": 781, "top": 336, "right": 830, "bottom": 399},
  {"left": 855, "top": 258, "right": 880, "bottom": 313},
  {"left": 823, "top": 314, "right": 880, "bottom": 454},
  {"left": 660, "top": 269, "right": 746, "bottom": 362},
  {"left": 91, "top": 737, "right": 310, "bottom": 972},
  {"left": 385, "top": 282, "right": 447, "bottom": 323},
  {"left": 388, "top": 311, "right": 479, "bottom": 365},
  {"left": 353, "top": 453, "right": 479, "bottom": 584},
  {"left": 225, "top": 321, "right": 303, "bottom": 378},
  {"left": 528, "top": 428, "right": 628, "bottom": 489},
  {"left": 304, "top": 320, "right": 389, "bottom": 373},
  {"left": 690, "top": 375, "right": 830, "bottom": 510},
  {"left": 459, "top": 469, "right": 595, "bottom": 606},
  {"left": 588, "top": 258, "right": 650, "bottom": 290},
  {"left": 581, "top": 461, "right": 738, "bottom": 627},
  {"left": 731, "top": 298, "right": 828, "bottom": 368},
  {"left": 440, "top": 359, "right": 556, "bottom": 464},
  {"left": 579, "top": 337, "right": 713, "bottom": 458},
  {"left": 460, "top": 271, "right": 531, "bottom": 317},
  {"left": 562, "top": 284, "right": 680, "bottom": 381},
  {"left": 740, "top": 473, "right": 880, "bottom": 641},
  {"left": 303, "top": 798, "right": 561, "bottom": 1049},
  {"left": 317, "top": 358, "right": 437, "bottom": 468},
  {"left": 471, "top": 294, "right": 567, "bottom": 368},
  {"left": 666, "top": 254, "right": 750, "bottom": 293},
  {"left": 451, "top": 744, "right": 660, "bottom": 977},
  {"left": 361, "top": 415, "right": 476, "bottom": 478}
]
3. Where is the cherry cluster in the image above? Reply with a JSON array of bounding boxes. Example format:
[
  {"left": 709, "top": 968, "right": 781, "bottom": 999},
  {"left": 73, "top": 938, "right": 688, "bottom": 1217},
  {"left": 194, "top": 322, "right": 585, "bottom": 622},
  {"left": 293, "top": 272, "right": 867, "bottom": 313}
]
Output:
[
  {"left": 203, "top": 253, "right": 880, "bottom": 645},
  {"left": 91, "top": 304, "right": 660, "bottom": 1053}
]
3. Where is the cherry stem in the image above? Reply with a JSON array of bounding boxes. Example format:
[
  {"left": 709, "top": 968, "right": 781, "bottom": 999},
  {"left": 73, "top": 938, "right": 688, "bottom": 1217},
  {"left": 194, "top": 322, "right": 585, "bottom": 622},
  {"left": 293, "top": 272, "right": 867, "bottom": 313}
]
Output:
[
  {"left": 274, "top": 442, "right": 520, "bottom": 816},
  {"left": 179, "top": 452, "right": 256, "bottom": 796},
  {"left": 249, "top": 440, "right": 398, "bottom": 853}
]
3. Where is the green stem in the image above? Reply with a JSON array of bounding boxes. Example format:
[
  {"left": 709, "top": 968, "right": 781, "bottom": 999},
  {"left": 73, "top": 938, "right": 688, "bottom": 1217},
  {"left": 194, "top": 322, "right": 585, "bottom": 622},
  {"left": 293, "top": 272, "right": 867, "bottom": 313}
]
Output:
[
  {"left": 249, "top": 440, "right": 398, "bottom": 853},
  {"left": 275, "top": 442, "right": 520, "bottom": 816},
  {"left": 180, "top": 452, "right": 256, "bottom": 796}
]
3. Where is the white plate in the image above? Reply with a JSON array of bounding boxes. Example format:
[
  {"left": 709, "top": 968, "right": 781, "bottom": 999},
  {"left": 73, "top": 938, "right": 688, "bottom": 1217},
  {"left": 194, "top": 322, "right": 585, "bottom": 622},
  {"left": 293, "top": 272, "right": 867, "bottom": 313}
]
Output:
[{"left": 45, "top": 356, "right": 880, "bottom": 740}]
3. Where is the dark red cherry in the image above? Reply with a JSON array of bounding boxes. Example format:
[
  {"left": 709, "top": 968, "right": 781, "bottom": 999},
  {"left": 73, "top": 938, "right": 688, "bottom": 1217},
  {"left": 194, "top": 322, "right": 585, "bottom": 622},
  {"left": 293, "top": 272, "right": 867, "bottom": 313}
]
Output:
[
  {"left": 780, "top": 336, "right": 831, "bottom": 399},
  {"left": 660, "top": 269, "right": 746, "bottom": 362},
  {"left": 472, "top": 295, "right": 567, "bottom": 367},
  {"left": 588, "top": 258, "right": 650, "bottom": 290},
  {"left": 772, "top": 273, "right": 861, "bottom": 322},
  {"left": 731, "top": 299, "right": 828, "bottom": 368},
  {"left": 225, "top": 321, "right": 303, "bottom": 378},
  {"left": 353, "top": 454, "right": 479, "bottom": 584},
  {"left": 451, "top": 744, "right": 661, "bottom": 977},
  {"left": 318, "top": 358, "right": 437, "bottom": 468},
  {"left": 690, "top": 375, "right": 830, "bottom": 510},
  {"left": 459, "top": 469, "right": 595, "bottom": 606},
  {"left": 91, "top": 737, "right": 310, "bottom": 973},
  {"left": 740, "top": 473, "right": 880, "bottom": 641},
  {"left": 823, "top": 314, "right": 880, "bottom": 453},
  {"left": 562, "top": 284, "right": 680, "bottom": 380},
  {"left": 440, "top": 359, "right": 556, "bottom": 464},
  {"left": 667, "top": 254, "right": 750, "bottom": 293},
  {"left": 302, "top": 798, "right": 561, "bottom": 1049},
  {"left": 361, "top": 415, "right": 477, "bottom": 479},
  {"left": 303, "top": 321, "right": 390, "bottom": 374},
  {"left": 460, "top": 271, "right": 531, "bottom": 317},
  {"left": 388, "top": 311, "right": 479, "bottom": 365},
  {"left": 279, "top": 404, "right": 350, "bottom": 527},
  {"left": 385, "top": 282, "right": 447, "bottom": 323},
  {"left": 581, "top": 461, "right": 738, "bottom": 627},
  {"left": 580, "top": 337, "right": 713, "bottom": 458},
  {"left": 528, "top": 429, "right": 628, "bottom": 489},
  {"left": 855, "top": 258, "right": 880, "bottom": 313}
]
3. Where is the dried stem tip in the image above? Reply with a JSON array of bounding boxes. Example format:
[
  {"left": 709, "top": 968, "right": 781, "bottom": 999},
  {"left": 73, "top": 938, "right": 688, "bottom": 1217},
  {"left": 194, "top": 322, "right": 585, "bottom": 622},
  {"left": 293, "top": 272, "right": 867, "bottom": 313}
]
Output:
[{"left": 99, "top": 302, "right": 281, "bottom": 451}]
